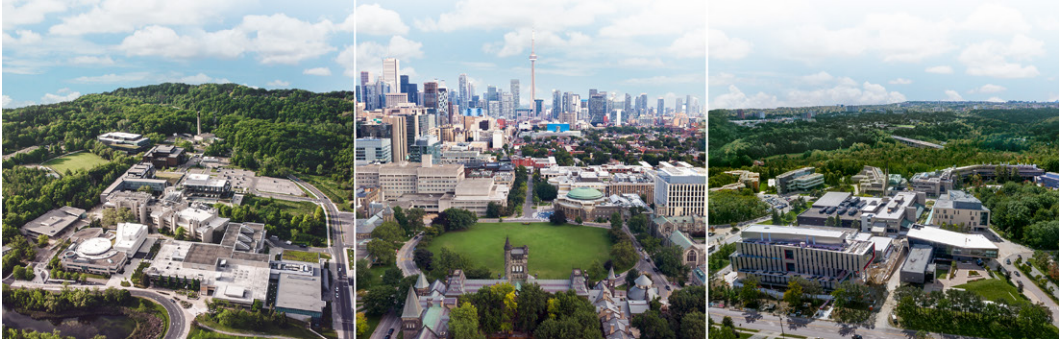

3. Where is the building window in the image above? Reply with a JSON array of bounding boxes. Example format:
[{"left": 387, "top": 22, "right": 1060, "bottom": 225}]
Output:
[{"left": 784, "top": 249, "right": 794, "bottom": 260}]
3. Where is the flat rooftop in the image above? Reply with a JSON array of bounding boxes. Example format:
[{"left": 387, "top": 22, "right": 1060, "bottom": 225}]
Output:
[
  {"left": 907, "top": 226, "right": 997, "bottom": 250},
  {"left": 901, "top": 245, "right": 934, "bottom": 274},
  {"left": 147, "top": 240, "right": 270, "bottom": 305},
  {"left": 23, "top": 206, "right": 86, "bottom": 237},
  {"left": 742, "top": 225, "right": 848, "bottom": 245},
  {"left": 812, "top": 192, "right": 851, "bottom": 208},
  {"left": 275, "top": 273, "right": 325, "bottom": 313}
]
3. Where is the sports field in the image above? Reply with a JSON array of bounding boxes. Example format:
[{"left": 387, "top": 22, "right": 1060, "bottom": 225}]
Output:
[
  {"left": 422, "top": 222, "right": 612, "bottom": 279},
  {"left": 42, "top": 152, "right": 109, "bottom": 174}
]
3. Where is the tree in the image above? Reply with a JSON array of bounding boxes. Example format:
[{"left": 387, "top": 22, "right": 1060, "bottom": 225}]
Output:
[
  {"left": 355, "top": 312, "right": 369, "bottom": 336},
  {"left": 535, "top": 183, "right": 558, "bottom": 201},
  {"left": 628, "top": 214, "right": 649, "bottom": 234},
  {"left": 610, "top": 212, "right": 623, "bottom": 231},
  {"left": 442, "top": 208, "right": 478, "bottom": 231},
  {"left": 251, "top": 299, "right": 262, "bottom": 312},
  {"left": 486, "top": 202, "right": 504, "bottom": 218},
  {"left": 393, "top": 206, "right": 408, "bottom": 230},
  {"left": 382, "top": 267, "right": 403, "bottom": 286},
  {"left": 362, "top": 285, "right": 396, "bottom": 315},
  {"left": 632, "top": 310, "right": 676, "bottom": 339},
  {"left": 174, "top": 227, "right": 186, "bottom": 240},
  {"left": 681, "top": 311, "right": 706, "bottom": 339},
  {"left": 355, "top": 259, "right": 372, "bottom": 291},
  {"left": 365, "top": 239, "right": 396, "bottom": 266},
  {"left": 450, "top": 301, "right": 487, "bottom": 339},
  {"left": 740, "top": 275, "right": 761, "bottom": 307},
  {"left": 371, "top": 221, "right": 403, "bottom": 243},
  {"left": 575, "top": 216, "right": 583, "bottom": 225},
  {"left": 515, "top": 283, "right": 549, "bottom": 333},
  {"left": 413, "top": 248, "right": 434, "bottom": 271},
  {"left": 783, "top": 278, "right": 804, "bottom": 309},
  {"left": 610, "top": 241, "right": 639, "bottom": 271},
  {"left": 626, "top": 268, "right": 640, "bottom": 287},
  {"left": 587, "top": 259, "right": 605, "bottom": 283},
  {"left": 654, "top": 245, "right": 691, "bottom": 284},
  {"left": 549, "top": 209, "right": 567, "bottom": 225},
  {"left": 36, "top": 234, "right": 49, "bottom": 247},
  {"left": 406, "top": 208, "right": 426, "bottom": 235},
  {"left": 101, "top": 207, "right": 136, "bottom": 227}
]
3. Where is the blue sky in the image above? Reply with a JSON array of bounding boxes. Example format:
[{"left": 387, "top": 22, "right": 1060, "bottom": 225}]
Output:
[
  {"left": 708, "top": 0, "right": 1060, "bottom": 109},
  {"left": 355, "top": 0, "right": 706, "bottom": 109},
  {"left": 2, "top": 0, "right": 354, "bottom": 109}
]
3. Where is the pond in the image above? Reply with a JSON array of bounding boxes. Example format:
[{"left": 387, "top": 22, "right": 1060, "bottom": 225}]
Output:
[{"left": 2, "top": 305, "right": 138, "bottom": 339}]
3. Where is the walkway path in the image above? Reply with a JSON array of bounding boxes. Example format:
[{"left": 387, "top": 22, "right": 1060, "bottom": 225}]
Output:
[{"left": 195, "top": 321, "right": 307, "bottom": 339}]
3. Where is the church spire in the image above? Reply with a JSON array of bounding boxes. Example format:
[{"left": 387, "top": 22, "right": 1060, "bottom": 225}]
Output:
[{"left": 505, "top": 236, "right": 512, "bottom": 251}]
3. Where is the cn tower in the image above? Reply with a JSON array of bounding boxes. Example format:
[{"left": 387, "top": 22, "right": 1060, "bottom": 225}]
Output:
[{"left": 529, "top": 30, "right": 537, "bottom": 116}]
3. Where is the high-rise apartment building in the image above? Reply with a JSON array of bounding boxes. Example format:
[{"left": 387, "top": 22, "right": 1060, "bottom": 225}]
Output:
[
  {"left": 589, "top": 91, "right": 607, "bottom": 124},
  {"left": 510, "top": 80, "right": 520, "bottom": 109},
  {"left": 383, "top": 116, "right": 409, "bottom": 163},
  {"left": 657, "top": 97, "right": 664, "bottom": 117},
  {"left": 458, "top": 74, "right": 469, "bottom": 108},
  {"left": 552, "top": 90, "right": 561, "bottom": 121},
  {"left": 424, "top": 81, "right": 438, "bottom": 113}
]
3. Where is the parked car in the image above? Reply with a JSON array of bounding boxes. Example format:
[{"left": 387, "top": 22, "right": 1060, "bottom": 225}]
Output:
[
  {"left": 852, "top": 335, "right": 863, "bottom": 339},
  {"left": 388, "top": 329, "right": 395, "bottom": 335},
  {"left": 665, "top": 285, "right": 671, "bottom": 291},
  {"left": 1006, "top": 258, "right": 1012, "bottom": 265},
  {"left": 1015, "top": 271, "right": 1020, "bottom": 277}
]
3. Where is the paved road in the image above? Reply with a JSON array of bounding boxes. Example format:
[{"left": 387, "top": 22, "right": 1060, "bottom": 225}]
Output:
[
  {"left": 522, "top": 174, "right": 535, "bottom": 218},
  {"left": 709, "top": 307, "right": 988, "bottom": 339},
  {"left": 131, "top": 290, "right": 186, "bottom": 339},
  {"left": 290, "top": 175, "right": 355, "bottom": 339},
  {"left": 397, "top": 234, "right": 423, "bottom": 277},
  {"left": 370, "top": 311, "right": 399, "bottom": 339}
]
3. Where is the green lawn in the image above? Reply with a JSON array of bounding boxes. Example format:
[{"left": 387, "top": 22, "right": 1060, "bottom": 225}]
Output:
[
  {"left": 956, "top": 278, "right": 1029, "bottom": 305},
  {"left": 283, "top": 250, "right": 321, "bottom": 263},
  {"left": 189, "top": 324, "right": 272, "bottom": 339},
  {"left": 423, "top": 222, "right": 612, "bottom": 279},
  {"left": 244, "top": 195, "right": 318, "bottom": 215},
  {"left": 42, "top": 152, "right": 109, "bottom": 174}
]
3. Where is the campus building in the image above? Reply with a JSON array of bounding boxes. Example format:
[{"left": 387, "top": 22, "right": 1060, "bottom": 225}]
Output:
[
  {"left": 911, "top": 164, "right": 1045, "bottom": 197},
  {"left": 730, "top": 225, "right": 875, "bottom": 290},
  {"left": 355, "top": 155, "right": 465, "bottom": 197},
  {"left": 652, "top": 163, "right": 706, "bottom": 217},
  {"left": 355, "top": 138, "right": 392, "bottom": 164},
  {"left": 851, "top": 166, "right": 887, "bottom": 195},
  {"left": 143, "top": 145, "right": 186, "bottom": 168},
  {"left": 22, "top": 206, "right": 86, "bottom": 238},
  {"left": 100, "top": 163, "right": 168, "bottom": 202},
  {"left": 776, "top": 167, "right": 822, "bottom": 194},
  {"left": 906, "top": 225, "right": 998, "bottom": 259},
  {"left": 1036, "top": 172, "right": 1059, "bottom": 190},
  {"left": 553, "top": 189, "right": 652, "bottom": 221},
  {"left": 796, "top": 191, "right": 924, "bottom": 234},
  {"left": 98, "top": 132, "right": 150, "bottom": 152},
  {"left": 60, "top": 228, "right": 130, "bottom": 276},
  {"left": 710, "top": 170, "right": 760, "bottom": 192},
  {"left": 899, "top": 245, "right": 935, "bottom": 284},
  {"left": 930, "top": 190, "right": 990, "bottom": 232},
  {"left": 181, "top": 173, "right": 232, "bottom": 198},
  {"left": 436, "top": 178, "right": 509, "bottom": 216},
  {"left": 102, "top": 191, "right": 153, "bottom": 225}
]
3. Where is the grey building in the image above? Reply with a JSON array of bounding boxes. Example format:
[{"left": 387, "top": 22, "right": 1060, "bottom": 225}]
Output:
[
  {"left": 900, "top": 245, "right": 935, "bottom": 284},
  {"left": 356, "top": 138, "right": 392, "bottom": 164},
  {"left": 775, "top": 167, "right": 818, "bottom": 194},
  {"left": 409, "top": 135, "right": 441, "bottom": 164}
]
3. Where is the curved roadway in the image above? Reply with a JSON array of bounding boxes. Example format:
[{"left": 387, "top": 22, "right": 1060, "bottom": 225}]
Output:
[{"left": 131, "top": 289, "right": 185, "bottom": 339}]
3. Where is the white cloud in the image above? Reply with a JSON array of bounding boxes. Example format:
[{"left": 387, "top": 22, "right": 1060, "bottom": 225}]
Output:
[
  {"left": 346, "top": 4, "right": 407, "bottom": 35},
  {"left": 116, "top": 14, "right": 335, "bottom": 64},
  {"left": 708, "top": 73, "right": 737, "bottom": 86},
  {"left": 782, "top": 13, "right": 956, "bottom": 63},
  {"left": 2, "top": 30, "right": 43, "bottom": 44},
  {"left": 41, "top": 89, "right": 81, "bottom": 104},
  {"left": 621, "top": 74, "right": 704, "bottom": 86},
  {"left": 711, "top": 85, "right": 780, "bottom": 109},
  {"left": 801, "top": 71, "right": 834, "bottom": 84},
  {"left": 708, "top": 29, "right": 751, "bottom": 60},
  {"left": 72, "top": 72, "right": 151, "bottom": 83},
  {"left": 69, "top": 55, "right": 116, "bottom": 65},
  {"left": 888, "top": 78, "right": 912, "bottom": 85},
  {"left": 944, "top": 90, "right": 963, "bottom": 101},
  {"left": 713, "top": 78, "right": 906, "bottom": 109},
  {"left": 336, "top": 45, "right": 356, "bottom": 77},
  {"left": 925, "top": 65, "right": 954, "bottom": 74},
  {"left": 959, "top": 35, "right": 1043, "bottom": 78},
  {"left": 3, "top": 0, "right": 69, "bottom": 30},
  {"left": 303, "top": 67, "right": 332, "bottom": 76},
  {"left": 354, "top": 36, "right": 425, "bottom": 77},
  {"left": 176, "top": 73, "right": 230, "bottom": 84},
  {"left": 49, "top": 0, "right": 253, "bottom": 35},
  {"left": 483, "top": 28, "right": 591, "bottom": 57},
  {"left": 266, "top": 79, "right": 290, "bottom": 87},
  {"left": 960, "top": 3, "right": 1030, "bottom": 33},
  {"left": 986, "top": 97, "right": 1005, "bottom": 102},
  {"left": 2, "top": 95, "right": 12, "bottom": 107},
  {"left": 667, "top": 29, "right": 705, "bottom": 58},
  {"left": 598, "top": 0, "right": 705, "bottom": 37},
  {"left": 400, "top": 67, "right": 417, "bottom": 79},
  {"left": 414, "top": 0, "right": 612, "bottom": 32},
  {"left": 618, "top": 57, "right": 665, "bottom": 68},
  {"left": 971, "top": 84, "right": 1006, "bottom": 94}
]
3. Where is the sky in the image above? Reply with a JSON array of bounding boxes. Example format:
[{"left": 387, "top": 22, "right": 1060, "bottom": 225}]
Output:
[
  {"left": 354, "top": 0, "right": 706, "bottom": 109},
  {"left": 2, "top": 0, "right": 355, "bottom": 109},
  {"left": 708, "top": 0, "right": 1060, "bottom": 109}
]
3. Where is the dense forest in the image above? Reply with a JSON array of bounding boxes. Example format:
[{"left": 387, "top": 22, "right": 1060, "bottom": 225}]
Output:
[
  {"left": 3, "top": 83, "right": 354, "bottom": 178},
  {"left": 972, "top": 182, "right": 1058, "bottom": 250}
]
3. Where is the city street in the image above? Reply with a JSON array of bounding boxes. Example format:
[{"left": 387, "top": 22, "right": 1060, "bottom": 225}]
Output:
[{"left": 709, "top": 307, "right": 988, "bottom": 339}]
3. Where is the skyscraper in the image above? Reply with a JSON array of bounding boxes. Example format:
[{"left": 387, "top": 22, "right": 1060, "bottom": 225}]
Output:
[
  {"left": 458, "top": 74, "right": 469, "bottom": 109},
  {"left": 589, "top": 91, "right": 607, "bottom": 125},
  {"left": 510, "top": 79, "right": 520, "bottom": 109},
  {"left": 383, "top": 58, "right": 399, "bottom": 92},
  {"left": 400, "top": 75, "right": 411, "bottom": 101},
  {"left": 437, "top": 82, "right": 450, "bottom": 126},
  {"left": 424, "top": 81, "right": 438, "bottom": 114},
  {"left": 552, "top": 90, "right": 561, "bottom": 121},
  {"left": 360, "top": 71, "right": 371, "bottom": 102},
  {"left": 675, "top": 98, "right": 683, "bottom": 114},
  {"left": 529, "top": 30, "right": 538, "bottom": 116},
  {"left": 657, "top": 97, "right": 664, "bottom": 116}
]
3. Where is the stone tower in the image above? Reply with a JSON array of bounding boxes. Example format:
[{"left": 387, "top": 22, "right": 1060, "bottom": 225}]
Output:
[
  {"left": 503, "top": 236, "right": 529, "bottom": 282},
  {"left": 400, "top": 286, "right": 423, "bottom": 338}
]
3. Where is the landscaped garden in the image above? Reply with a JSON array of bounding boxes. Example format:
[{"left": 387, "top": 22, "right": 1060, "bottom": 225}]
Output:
[
  {"left": 956, "top": 278, "right": 1029, "bottom": 306},
  {"left": 422, "top": 222, "right": 613, "bottom": 279},
  {"left": 42, "top": 152, "right": 110, "bottom": 174},
  {"left": 283, "top": 250, "right": 322, "bottom": 263}
]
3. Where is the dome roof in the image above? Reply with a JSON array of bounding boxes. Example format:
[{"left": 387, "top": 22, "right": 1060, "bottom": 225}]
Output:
[
  {"left": 635, "top": 274, "right": 653, "bottom": 288},
  {"left": 567, "top": 187, "right": 604, "bottom": 200}
]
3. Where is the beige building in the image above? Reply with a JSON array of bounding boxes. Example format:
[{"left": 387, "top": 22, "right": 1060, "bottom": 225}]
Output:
[
  {"left": 356, "top": 155, "right": 465, "bottom": 198},
  {"left": 653, "top": 165, "right": 706, "bottom": 217},
  {"left": 438, "top": 178, "right": 508, "bottom": 216},
  {"left": 931, "top": 190, "right": 990, "bottom": 232}
]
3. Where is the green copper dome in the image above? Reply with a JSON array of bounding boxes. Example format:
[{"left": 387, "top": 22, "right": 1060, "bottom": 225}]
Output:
[{"left": 567, "top": 187, "right": 604, "bottom": 200}]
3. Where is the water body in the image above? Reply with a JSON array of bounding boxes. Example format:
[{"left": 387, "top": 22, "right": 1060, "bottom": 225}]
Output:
[{"left": 2, "top": 305, "right": 137, "bottom": 339}]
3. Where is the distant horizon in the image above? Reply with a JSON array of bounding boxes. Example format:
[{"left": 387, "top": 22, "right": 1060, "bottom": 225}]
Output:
[{"left": 709, "top": 99, "right": 1060, "bottom": 112}]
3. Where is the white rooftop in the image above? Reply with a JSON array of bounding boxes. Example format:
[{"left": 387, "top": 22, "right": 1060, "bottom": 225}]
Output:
[
  {"left": 907, "top": 226, "right": 997, "bottom": 250},
  {"left": 77, "top": 237, "right": 113, "bottom": 257}
]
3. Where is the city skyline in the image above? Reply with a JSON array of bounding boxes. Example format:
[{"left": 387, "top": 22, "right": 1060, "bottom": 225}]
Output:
[
  {"left": 709, "top": 0, "right": 1060, "bottom": 109},
  {"left": 2, "top": 0, "right": 355, "bottom": 109},
  {"left": 354, "top": 0, "right": 706, "bottom": 109}
]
